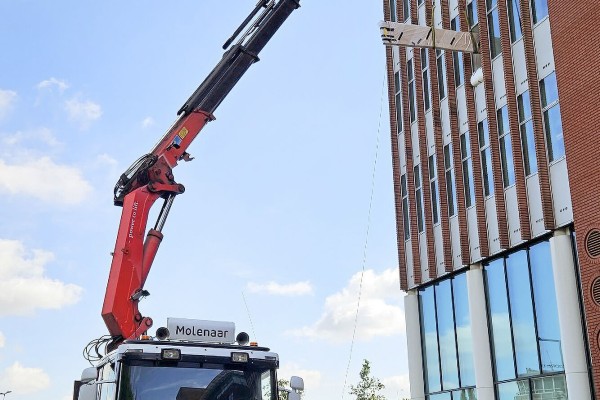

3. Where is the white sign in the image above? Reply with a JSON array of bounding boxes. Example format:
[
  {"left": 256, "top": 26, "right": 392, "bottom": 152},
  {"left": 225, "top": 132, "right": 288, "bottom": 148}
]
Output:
[{"left": 167, "top": 318, "right": 235, "bottom": 343}]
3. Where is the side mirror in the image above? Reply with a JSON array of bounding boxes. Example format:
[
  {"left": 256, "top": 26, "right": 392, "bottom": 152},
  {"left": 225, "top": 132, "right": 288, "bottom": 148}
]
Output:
[
  {"left": 290, "top": 376, "right": 304, "bottom": 391},
  {"left": 78, "top": 382, "right": 98, "bottom": 400},
  {"left": 81, "top": 367, "right": 98, "bottom": 383}
]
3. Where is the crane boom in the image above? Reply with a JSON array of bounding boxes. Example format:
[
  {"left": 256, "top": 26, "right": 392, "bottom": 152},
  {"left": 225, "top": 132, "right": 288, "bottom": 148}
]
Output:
[{"left": 101, "top": 0, "right": 300, "bottom": 348}]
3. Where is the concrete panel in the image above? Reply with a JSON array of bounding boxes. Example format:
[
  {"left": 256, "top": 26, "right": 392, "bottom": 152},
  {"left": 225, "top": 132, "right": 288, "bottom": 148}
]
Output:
[
  {"left": 526, "top": 173, "right": 547, "bottom": 237},
  {"left": 549, "top": 157, "right": 573, "bottom": 227},
  {"left": 456, "top": 85, "right": 469, "bottom": 134},
  {"left": 419, "top": 232, "right": 430, "bottom": 283},
  {"left": 511, "top": 39, "right": 528, "bottom": 96},
  {"left": 485, "top": 196, "right": 502, "bottom": 255},
  {"left": 504, "top": 185, "right": 523, "bottom": 247},
  {"left": 533, "top": 18, "right": 555, "bottom": 81},
  {"left": 492, "top": 55, "right": 507, "bottom": 108},
  {"left": 450, "top": 215, "right": 463, "bottom": 270},
  {"left": 467, "top": 206, "right": 481, "bottom": 263},
  {"left": 434, "top": 223, "right": 445, "bottom": 276}
]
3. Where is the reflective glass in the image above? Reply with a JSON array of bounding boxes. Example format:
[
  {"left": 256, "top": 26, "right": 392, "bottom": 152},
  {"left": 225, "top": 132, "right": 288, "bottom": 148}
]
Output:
[
  {"left": 531, "top": 0, "right": 548, "bottom": 24},
  {"left": 531, "top": 375, "right": 568, "bottom": 399},
  {"left": 395, "top": 93, "right": 403, "bottom": 133},
  {"left": 421, "top": 286, "right": 442, "bottom": 393},
  {"left": 409, "top": 81, "right": 417, "bottom": 122},
  {"left": 500, "top": 134, "right": 515, "bottom": 187},
  {"left": 520, "top": 120, "right": 537, "bottom": 175},
  {"left": 497, "top": 380, "right": 529, "bottom": 400},
  {"left": 482, "top": 148, "right": 494, "bottom": 196},
  {"left": 540, "top": 73, "right": 559, "bottom": 108},
  {"left": 487, "top": 9, "right": 502, "bottom": 58},
  {"left": 462, "top": 159, "right": 475, "bottom": 208},
  {"left": 446, "top": 169, "right": 456, "bottom": 217},
  {"left": 507, "top": 0, "right": 522, "bottom": 42},
  {"left": 424, "top": 69, "right": 432, "bottom": 111},
  {"left": 485, "top": 259, "right": 515, "bottom": 381},
  {"left": 437, "top": 51, "right": 446, "bottom": 100},
  {"left": 544, "top": 104, "right": 564, "bottom": 162},
  {"left": 429, "top": 393, "right": 451, "bottom": 400},
  {"left": 467, "top": 1, "right": 478, "bottom": 27},
  {"left": 389, "top": 0, "right": 397, "bottom": 22},
  {"left": 453, "top": 274, "right": 475, "bottom": 387},
  {"left": 403, "top": 0, "right": 411, "bottom": 21},
  {"left": 506, "top": 250, "right": 539, "bottom": 377},
  {"left": 436, "top": 281, "right": 459, "bottom": 390},
  {"left": 518, "top": 91, "right": 532, "bottom": 122},
  {"left": 452, "top": 388, "right": 477, "bottom": 400},
  {"left": 530, "top": 242, "right": 564, "bottom": 373}
]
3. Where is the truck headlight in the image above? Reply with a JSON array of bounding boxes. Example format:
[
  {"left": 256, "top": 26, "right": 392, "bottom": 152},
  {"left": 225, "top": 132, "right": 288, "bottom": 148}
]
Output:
[
  {"left": 231, "top": 352, "right": 249, "bottom": 363},
  {"left": 161, "top": 349, "right": 181, "bottom": 360}
]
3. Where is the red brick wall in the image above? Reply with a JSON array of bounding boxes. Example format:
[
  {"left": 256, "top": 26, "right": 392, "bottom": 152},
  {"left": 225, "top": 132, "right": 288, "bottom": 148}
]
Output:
[{"left": 548, "top": 0, "right": 600, "bottom": 395}]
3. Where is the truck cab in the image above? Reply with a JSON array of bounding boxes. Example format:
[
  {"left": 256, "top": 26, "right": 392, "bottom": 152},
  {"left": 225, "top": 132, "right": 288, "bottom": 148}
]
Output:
[{"left": 74, "top": 320, "right": 303, "bottom": 400}]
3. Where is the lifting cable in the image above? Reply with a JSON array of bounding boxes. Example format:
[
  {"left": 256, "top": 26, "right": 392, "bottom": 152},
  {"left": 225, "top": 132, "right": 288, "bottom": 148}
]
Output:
[{"left": 341, "top": 68, "right": 387, "bottom": 399}]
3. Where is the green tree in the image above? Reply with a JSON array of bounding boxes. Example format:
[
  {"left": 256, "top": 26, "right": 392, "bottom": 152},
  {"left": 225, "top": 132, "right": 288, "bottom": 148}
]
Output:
[
  {"left": 349, "top": 359, "right": 386, "bottom": 400},
  {"left": 278, "top": 378, "right": 290, "bottom": 400}
]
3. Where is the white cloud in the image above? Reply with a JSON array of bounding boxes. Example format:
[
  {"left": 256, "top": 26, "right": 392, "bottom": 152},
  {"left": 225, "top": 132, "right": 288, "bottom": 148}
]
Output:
[
  {"left": 246, "top": 280, "right": 313, "bottom": 296},
  {"left": 0, "top": 362, "right": 50, "bottom": 394},
  {"left": 278, "top": 363, "right": 322, "bottom": 391},
  {"left": 0, "top": 331, "right": 5, "bottom": 348},
  {"left": 64, "top": 97, "right": 102, "bottom": 129},
  {"left": 0, "top": 89, "right": 17, "bottom": 119},
  {"left": 289, "top": 268, "right": 405, "bottom": 342},
  {"left": 0, "top": 239, "right": 83, "bottom": 316},
  {"left": 381, "top": 374, "right": 410, "bottom": 399},
  {"left": 1, "top": 127, "right": 60, "bottom": 148},
  {"left": 0, "top": 156, "right": 93, "bottom": 205},
  {"left": 141, "top": 116, "right": 155, "bottom": 128},
  {"left": 37, "top": 77, "right": 69, "bottom": 93}
]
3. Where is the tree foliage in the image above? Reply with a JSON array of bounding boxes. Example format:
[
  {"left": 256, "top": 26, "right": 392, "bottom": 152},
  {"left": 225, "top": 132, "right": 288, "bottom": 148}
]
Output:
[{"left": 349, "top": 359, "right": 386, "bottom": 400}]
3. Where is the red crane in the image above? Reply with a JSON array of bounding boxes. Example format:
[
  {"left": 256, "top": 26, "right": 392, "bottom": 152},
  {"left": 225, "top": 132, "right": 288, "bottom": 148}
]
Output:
[{"left": 101, "top": 0, "right": 301, "bottom": 348}]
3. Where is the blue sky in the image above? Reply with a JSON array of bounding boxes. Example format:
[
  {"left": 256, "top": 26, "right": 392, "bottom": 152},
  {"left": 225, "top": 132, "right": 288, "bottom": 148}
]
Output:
[{"left": 0, "top": 1, "right": 409, "bottom": 399}]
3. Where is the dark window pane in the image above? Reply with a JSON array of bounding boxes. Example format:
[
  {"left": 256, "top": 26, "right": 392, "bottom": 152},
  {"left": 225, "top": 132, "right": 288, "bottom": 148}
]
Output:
[
  {"left": 500, "top": 133, "right": 515, "bottom": 187},
  {"left": 409, "top": 82, "right": 416, "bottom": 123},
  {"left": 507, "top": 0, "right": 522, "bottom": 42},
  {"left": 421, "top": 287, "right": 441, "bottom": 393},
  {"left": 531, "top": 0, "right": 548, "bottom": 24},
  {"left": 389, "top": 0, "right": 397, "bottom": 22},
  {"left": 403, "top": 0, "right": 411, "bottom": 21},
  {"left": 437, "top": 51, "right": 446, "bottom": 100},
  {"left": 453, "top": 51, "right": 464, "bottom": 87},
  {"left": 417, "top": 189, "right": 424, "bottom": 232},
  {"left": 436, "top": 281, "right": 459, "bottom": 390},
  {"left": 506, "top": 250, "right": 540, "bottom": 377},
  {"left": 401, "top": 174, "right": 408, "bottom": 196},
  {"left": 530, "top": 241, "right": 564, "bottom": 373},
  {"left": 517, "top": 91, "right": 532, "bottom": 122},
  {"left": 463, "top": 159, "right": 475, "bottom": 208},
  {"left": 488, "top": 9, "right": 502, "bottom": 58},
  {"left": 444, "top": 144, "right": 453, "bottom": 168},
  {"left": 478, "top": 121, "right": 489, "bottom": 147},
  {"left": 521, "top": 120, "right": 537, "bottom": 175},
  {"left": 453, "top": 274, "right": 475, "bottom": 387},
  {"left": 395, "top": 93, "right": 403, "bottom": 133},
  {"left": 431, "top": 181, "right": 439, "bottom": 224},
  {"left": 467, "top": 1, "right": 478, "bottom": 27},
  {"left": 423, "top": 70, "right": 431, "bottom": 111},
  {"left": 446, "top": 170, "right": 456, "bottom": 216},
  {"left": 482, "top": 148, "right": 494, "bottom": 196},
  {"left": 540, "top": 73, "right": 559, "bottom": 108},
  {"left": 403, "top": 198, "right": 411, "bottom": 240},
  {"left": 485, "top": 259, "right": 516, "bottom": 381}
]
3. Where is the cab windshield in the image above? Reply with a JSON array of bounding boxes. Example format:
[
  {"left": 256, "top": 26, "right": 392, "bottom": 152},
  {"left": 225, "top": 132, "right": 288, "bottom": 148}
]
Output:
[{"left": 118, "top": 361, "right": 275, "bottom": 400}]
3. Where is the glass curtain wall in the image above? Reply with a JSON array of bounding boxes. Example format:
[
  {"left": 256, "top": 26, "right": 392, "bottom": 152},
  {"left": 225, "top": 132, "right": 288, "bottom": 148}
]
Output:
[
  {"left": 484, "top": 240, "right": 568, "bottom": 399},
  {"left": 419, "top": 273, "right": 476, "bottom": 399}
]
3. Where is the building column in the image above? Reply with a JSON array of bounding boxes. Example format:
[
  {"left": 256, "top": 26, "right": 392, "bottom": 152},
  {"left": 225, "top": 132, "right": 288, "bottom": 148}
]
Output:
[
  {"left": 550, "top": 228, "right": 593, "bottom": 400},
  {"left": 466, "top": 264, "right": 495, "bottom": 400},
  {"left": 404, "top": 290, "right": 425, "bottom": 400}
]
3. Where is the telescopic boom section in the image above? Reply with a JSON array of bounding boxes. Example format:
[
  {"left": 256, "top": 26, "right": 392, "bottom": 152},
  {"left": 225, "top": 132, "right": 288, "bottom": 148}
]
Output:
[{"left": 102, "top": 0, "right": 300, "bottom": 346}]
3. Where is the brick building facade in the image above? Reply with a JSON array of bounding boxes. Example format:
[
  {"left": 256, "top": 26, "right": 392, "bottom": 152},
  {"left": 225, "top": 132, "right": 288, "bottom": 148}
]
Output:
[{"left": 382, "top": 0, "right": 600, "bottom": 398}]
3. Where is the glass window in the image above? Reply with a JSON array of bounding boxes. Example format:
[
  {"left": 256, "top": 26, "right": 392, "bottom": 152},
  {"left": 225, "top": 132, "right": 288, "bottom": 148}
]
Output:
[
  {"left": 540, "top": 73, "right": 564, "bottom": 162},
  {"left": 436, "top": 281, "right": 459, "bottom": 390},
  {"left": 408, "top": 59, "right": 417, "bottom": 123},
  {"left": 401, "top": 174, "right": 411, "bottom": 240},
  {"left": 389, "top": 0, "right": 397, "bottom": 22},
  {"left": 485, "top": 240, "right": 567, "bottom": 390},
  {"left": 451, "top": 18, "right": 464, "bottom": 87},
  {"left": 478, "top": 120, "right": 494, "bottom": 197},
  {"left": 517, "top": 91, "right": 537, "bottom": 175},
  {"left": 395, "top": 71, "right": 403, "bottom": 133},
  {"left": 422, "top": 49, "right": 432, "bottom": 111},
  {"left": 485, "top": 258, "right": 516, "bottom": 382},
  {"left": 453, "top": 274, "right": 475, "bottom": 387},
  {"left": 421, "top": 286, "right": 442, "bottom": 393},
  {"left": 444, "top": 144, "right": 457, "bottom": 217},
  {"left": 531, "top": 0, "right": 548, "bottom": 24},
  {"left": 530, "top": 242, "right": 564, "bottom": 373},
  {"left": 497, "top": 380, "right": 529, "bottom": 400},
  {"left": 415, "top": 165, "right": 425, "bottom": 233},
  {"left": 506, "top": 250, "right": 539, "bottom": 377},
  {"left": 460, "top": 131, "right": 475, "bottom": 207},
  {"left": 531, "top": 375, "right": 567, "bottom": 398},
  {"left": 436, "top": 50, "right": 447, "bottom": 100},
  {"left": 429, "top": 155, "right": 440, "bottom": 224},
  {"left": 487, "top": 7, "right": 502, "bottom": 58},
  {"left": 420, "top": 273, "right": 475, "bottom": 397},
  {"left": 497, "top": 106, "right": 515, "bottom": 187},
  {"left": 403, "top": 0, "right": 411, "bottom": 21},
  {"left": 507, "top": 0, "right": 522, "bottom": 42}
]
